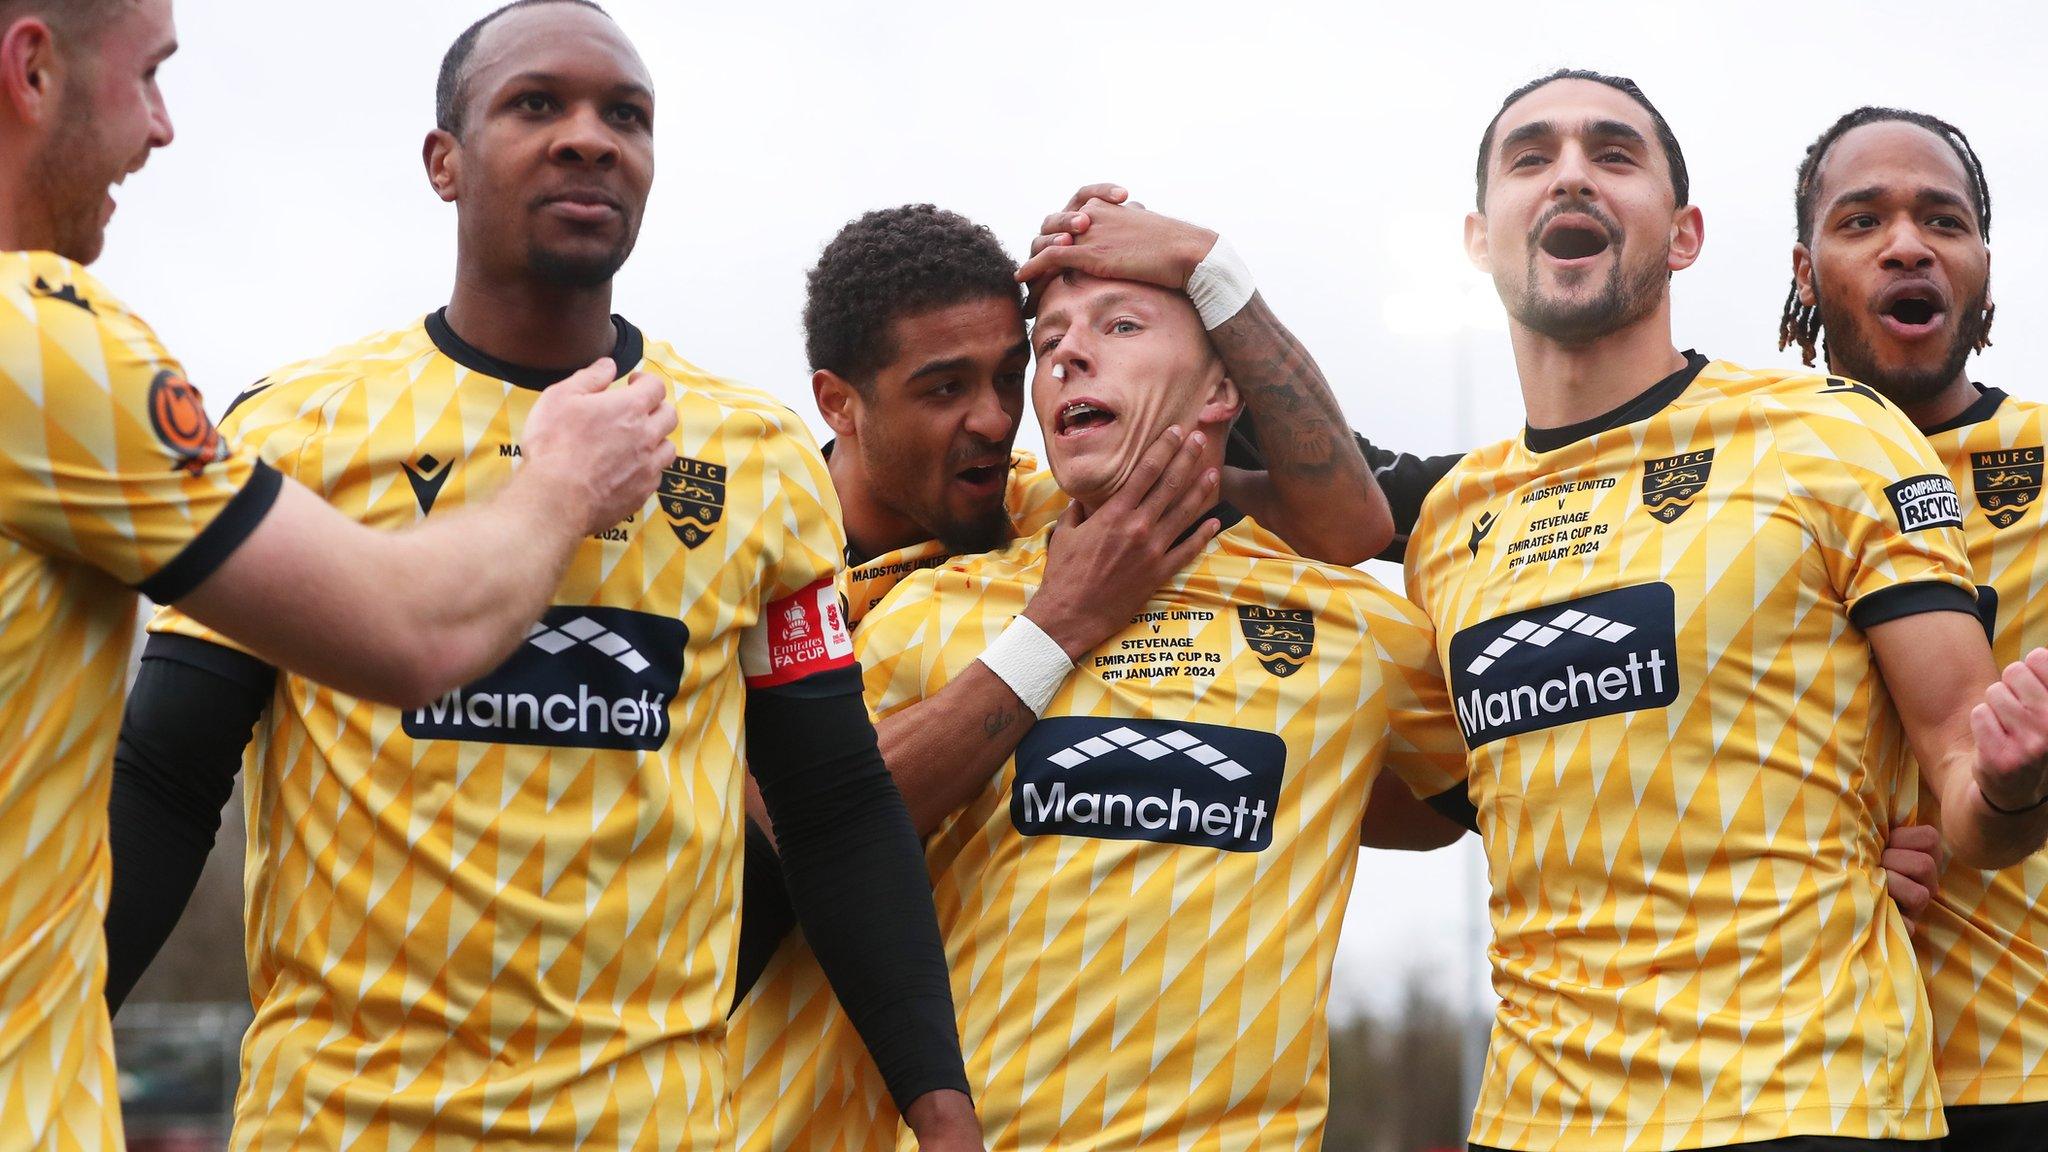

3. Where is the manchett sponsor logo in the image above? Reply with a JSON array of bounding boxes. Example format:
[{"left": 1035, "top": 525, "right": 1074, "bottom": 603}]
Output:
[
  {"left": 1447, "top": 583, "right": 1680, "bottom": 747},
  {"left": 1013, "top": 717, "right": 1285, "bottom": 852},
  {"left": 407, "top": 606, "right": 684, "bottom": 751}
]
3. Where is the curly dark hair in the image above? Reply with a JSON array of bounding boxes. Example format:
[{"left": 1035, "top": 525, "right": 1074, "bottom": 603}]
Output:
[
  {"left": 1778, "top": 106, "right": 1994, "bottom": 366},
  {"left": 436, "top": 0, "right": 610, "bottom": 136},
  {"left": 1474, "top": 68, "right": 1690, "bottom": 211},
  {"left": 803, "top": 205, "right": 1022, "bottom": 392}
]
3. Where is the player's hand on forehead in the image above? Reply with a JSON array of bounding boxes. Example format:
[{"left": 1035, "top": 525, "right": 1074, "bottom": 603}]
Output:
[{"left": 1019, "top": 183, "right": 1226, "bottom": 317}]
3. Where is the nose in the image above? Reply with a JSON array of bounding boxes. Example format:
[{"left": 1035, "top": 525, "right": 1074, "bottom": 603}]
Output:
[
  {"left": 1877, "top": 218, "right": 1937, "bottom": 271},
  {"left": 148, "top": 84, "right": 174, "bottom": 150},
  {"left": 964, "top": 381, "right": 1017, "bottom": 444},
  {"left": 1044, "top": 339, "right": 1089, "bottom": 387},
  {"left": 1548, "top": 141, "right": 1596, "bottom": 202},
  {"left": 550, "top": 104, "right": 619, "bottom": 169}
]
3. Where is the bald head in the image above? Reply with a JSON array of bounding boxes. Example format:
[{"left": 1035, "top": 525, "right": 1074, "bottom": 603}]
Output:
[{"left": 436, "top": 0, "right": 614, "bottom": 135}]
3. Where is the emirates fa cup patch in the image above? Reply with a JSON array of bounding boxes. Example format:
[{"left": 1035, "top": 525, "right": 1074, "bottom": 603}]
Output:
[
  {"left": 1238, "top": 606, "right": 1315, "bottom": 677},
  {"left": 660, "top": 456, "right": 725, "bottom": 548},
  {"left": 1971, "top": 447, "right": 2043, "bottom": 530}
]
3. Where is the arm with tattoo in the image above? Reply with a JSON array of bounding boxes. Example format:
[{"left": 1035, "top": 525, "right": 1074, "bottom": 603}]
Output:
[{"left": 1017, "top": 186, "right": 1391, "bottom": 564}]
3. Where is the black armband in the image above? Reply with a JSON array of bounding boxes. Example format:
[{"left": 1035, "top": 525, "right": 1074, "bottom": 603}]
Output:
[{"left": 746, "top": 667, "right": 969, "bottom": 1110}]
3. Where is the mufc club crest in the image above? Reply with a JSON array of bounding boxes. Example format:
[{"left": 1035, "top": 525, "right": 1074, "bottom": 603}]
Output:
[
  {"left": 1971, "top": 446, "right": 2043, "bottom": 530},
  {"left": 659, "top": 456, "right": 726, "bottom": 548},
  {"left": 1237, "top": 606, "right": 1315, "bottom": 678},
  {"left": 1640, "top": 449, "right": 1714, "bottom": 524}
]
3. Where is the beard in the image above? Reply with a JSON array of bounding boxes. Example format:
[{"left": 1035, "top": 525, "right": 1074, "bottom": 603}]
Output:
[
  {"left": 1815, "top": 272, "right": 1989, "bottom": 411},
  {"left": 27, "top": 89, "right": 117, "bottom": 264},
  {"left": 863, "top": 433, "right": 1011, "bottom": 557},
  {"left": 934, "top": 504, "right": 1009, "bottom": 556},
  {"left": 528, "top": 236, "right": 636, "bottom": 289},
  {"left": 1505, "top": 201, "right": 1668, "bottom": 346}
]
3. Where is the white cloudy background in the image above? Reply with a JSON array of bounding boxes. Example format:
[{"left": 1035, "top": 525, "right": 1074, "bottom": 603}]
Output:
[{"left": 106, "top": 0, "right": 2048, "bottom": 1021}]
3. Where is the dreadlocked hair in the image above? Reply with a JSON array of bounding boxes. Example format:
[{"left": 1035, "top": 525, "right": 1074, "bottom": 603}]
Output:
[{"left": 1779, "top": 106, "right": 1994, "bottom": 367}]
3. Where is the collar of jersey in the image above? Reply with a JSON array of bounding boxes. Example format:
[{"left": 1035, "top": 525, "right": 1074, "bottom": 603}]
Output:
[
  {"left": 426, "top": 308, "right": 645, "bottom": 391},
  {"left": 1919, "top": 382, "right": 2008, "bottom": 436},
  {"left": 1522, "top": 349, "right": 1709, "bottom": 454}
]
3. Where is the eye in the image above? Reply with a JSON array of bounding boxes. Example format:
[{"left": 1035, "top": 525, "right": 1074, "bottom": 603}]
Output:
[
  {"left": 997, "top": 371, "right": 1027, "bottom": 391},
  {"left": 1841, "top": 213, "right": 1879, "bottom": 231},
  {"left": 514, "top": 92, "right": 557, "bottom": 114},
  {"left": 1037, "top": 333, "right": 1062, "bottom": 356},
  {"left": 608, "top": 103, "right": 650, "bottom": 126},
  {"left": 1928, "top": 214, "right": 1965, "bottom": 231},
  {"left": 1510, "top": 151, "right": 1549, "bottom": 169},
  {"left": 1596, "top": 150, "right": 1635, "bottom": 165},
  {"left": 1108, "top": 318, "right": 1141, "bottom": 336},
  {"left": 929, "top": 380, "right": 961, "bottom": 398}
]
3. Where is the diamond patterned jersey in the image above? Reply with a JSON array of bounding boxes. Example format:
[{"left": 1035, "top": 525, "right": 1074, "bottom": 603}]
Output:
[
  {"left": 0, "top": 253, "right": 271, "bottom": 1151},
  {"left": 728, "top": 453, "right": 1066, "bottom": 1152},
  {"left": 1398, "top": 360, "right": 1978, "bottom": 1150},
  {"left": 744, "top": 513, "right": 1463, "bottom": 1152},
  {"left": 1915, "top": 388, "right": 2048, "bottom": 1108},
  {"left": 148, "top": 316, "right": 848, "bottom": 1152}
]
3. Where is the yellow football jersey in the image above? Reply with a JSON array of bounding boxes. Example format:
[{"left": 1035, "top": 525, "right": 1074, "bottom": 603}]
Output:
[
  {"left": 1400, "top": 356, "right": 1977, "bottom": 1151},
  {"left": 729, "top": 451, "right": 1065, "bottom": 1152},
  {"left": 1913, "top": 385, "right": 2048, "bottom": 1108},
  {"left": 148, "top": 311, "right": 850, "bottom": 1151},
  {"left": 0, "top": 252, "right": 275, "bottom": 1151},
  {"left": 760, "top": 510, "right": 1461, "bottom": 1152}
]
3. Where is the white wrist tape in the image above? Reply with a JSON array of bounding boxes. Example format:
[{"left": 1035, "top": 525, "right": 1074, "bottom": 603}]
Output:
[
  {"left": 1185, "top": 237, "right": 1255, "bottom": 330},
  {"left": 976, "top": 615, "right": 1075, "bottom": 717}
]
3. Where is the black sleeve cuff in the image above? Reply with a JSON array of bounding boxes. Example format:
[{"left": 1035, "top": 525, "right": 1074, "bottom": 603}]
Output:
[
  {"left": 1849, "top": 580, "right": 1982, "bottom": 631},
  {"left": 1425, "top": 786, "right": 1481, "bottom": 835},
  {"left": 137, "top": 461, "right": 283, "bottom": 603}
]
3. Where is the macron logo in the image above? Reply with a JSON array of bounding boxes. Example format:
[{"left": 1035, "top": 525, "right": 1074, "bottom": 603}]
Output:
[
  {"left": 526, "top": 616, "right": 653, "bottom": 674},
  {"left": 1044, "top": 725, "right": 1252, "bottom": 782},
  {"left": 1464, "top": 607, "right": 1638, "bottom": 676}
]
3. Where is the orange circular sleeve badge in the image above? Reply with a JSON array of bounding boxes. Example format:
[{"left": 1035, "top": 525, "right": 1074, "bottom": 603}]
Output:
[{"left": 148, "top": 370, "right": 227, "bottom": 476}]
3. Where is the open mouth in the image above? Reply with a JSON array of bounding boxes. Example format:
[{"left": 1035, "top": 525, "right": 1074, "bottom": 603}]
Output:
[
  {"left": 1539, "top": 220, "right": 1611, "bottom": 261},
  {"left": 954, "top": 461, "right": 1006, "bottom": 490},
  {"left": 1056, "top": 399, "right": 1117, "bottom": 437},
  {"left": 1878, "top": 282, "right": 1949, "bottom": 338}
]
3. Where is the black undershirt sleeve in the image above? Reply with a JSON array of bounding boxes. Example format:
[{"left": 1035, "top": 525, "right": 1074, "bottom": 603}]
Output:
[
  {"left": 104, "top": 633, "right": 275, "bottom": 1014},
  {"left": 1356, "top": 435, "right": 1467, "bottom": 565},
  {"left": 731, "top": 817, "right": 796, "bottom": 1007},
  {"left": 1225, "top": 415, "right": 1464, "bottom": 564},
  {"left": 745, "top": 666, "right": 967, "bottom": 1111},
  {"left": 1425, "top": 786, "right": 1482, "bottom": 836}
]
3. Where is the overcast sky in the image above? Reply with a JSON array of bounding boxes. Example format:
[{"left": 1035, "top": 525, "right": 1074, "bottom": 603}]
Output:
[{"left": 102, "top": 0, "right": 2048, "bottom": 1019}]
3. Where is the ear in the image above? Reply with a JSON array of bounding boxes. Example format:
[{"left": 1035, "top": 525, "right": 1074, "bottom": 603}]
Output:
[
  {"left": 0, "top": 18, "right": 57, "bottom": 127},
  {"left": 1464, "top": 211, "right": 1491, "bottom": 273},
  {"left": 1667, "top": 204, "right": 1705, "bottom": 272},
  {"left": 424, "top": 129, "right": 459, "bottom": 204},
  {"left": 1198, "top": 371, "right": 1243, "bottom": 429},
  {"left": 1792, "top": 241, "right": 1817, "bottom": 308},
  {"left": 1983, "top": 247, "right": 1994, "bottom": 312},
  {"left": 812, "top": 368, "right": 863, "bottom": 440}
]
